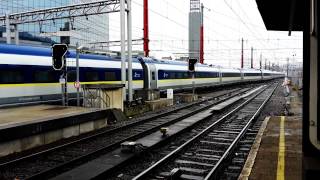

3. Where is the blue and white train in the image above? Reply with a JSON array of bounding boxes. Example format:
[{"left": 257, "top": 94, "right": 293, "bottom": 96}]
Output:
[{"left": 0, "top": 44, "right": 284, "bottom": 106}]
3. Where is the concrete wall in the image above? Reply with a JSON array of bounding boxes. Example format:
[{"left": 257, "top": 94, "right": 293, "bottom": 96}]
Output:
[
  {"left": 104, "top": 88, "right": 124, "bottom": 111},
  {"left": 0, "top": 117, "right": 108, "bottom": 157}
]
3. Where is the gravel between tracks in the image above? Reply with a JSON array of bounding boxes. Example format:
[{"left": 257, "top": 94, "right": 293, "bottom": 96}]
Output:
[{"left": 105, "top": 80, "right": 286, "bottom": 180}]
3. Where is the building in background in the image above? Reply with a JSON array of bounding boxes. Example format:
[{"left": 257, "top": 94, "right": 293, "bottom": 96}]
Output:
[{"left": 0, "top": 0, "right": 109, "bottom": 49}]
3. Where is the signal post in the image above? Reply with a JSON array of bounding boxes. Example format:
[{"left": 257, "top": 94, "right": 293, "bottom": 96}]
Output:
[
  {"left": 52, "top": 44, "right": 68, "bottom": 106},
  {"left": 188, "top": 58, "right": 198, "bottom": 99}
]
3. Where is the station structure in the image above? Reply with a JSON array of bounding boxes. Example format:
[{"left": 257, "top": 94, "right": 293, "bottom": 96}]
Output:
[{"left": 0, "top": 0, "right": 315, "bottom": 180}]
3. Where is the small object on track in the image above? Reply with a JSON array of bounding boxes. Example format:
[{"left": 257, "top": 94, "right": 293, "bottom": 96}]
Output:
[
  {"left": 160, "top": 127, "right": 169, "bottom": 137},
  {"left": 121, "top": 142, "right": 142, "bottom": 153}
]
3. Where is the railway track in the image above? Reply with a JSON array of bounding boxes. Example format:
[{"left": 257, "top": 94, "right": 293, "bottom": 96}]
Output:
[
  {"left": 132, "top": 82, "right": 278, "bottom": 180},
  {"left": 0, "top": 87, "right": 254, "bottom": 180}
]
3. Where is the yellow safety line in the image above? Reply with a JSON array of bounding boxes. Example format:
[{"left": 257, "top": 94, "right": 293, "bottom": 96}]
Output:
[{"left": 276, "top": 116, "right": 286, "bottom": 180}]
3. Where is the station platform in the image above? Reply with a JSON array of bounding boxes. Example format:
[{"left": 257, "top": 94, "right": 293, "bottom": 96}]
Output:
[
  {"left": 0, "top": 105, "right": 96, "bottom": 127},
  {"left": 0, "top": 105, "right": 111, "bottom": 157},
  {"left": 239, "top": 90, "right": 302, "bottom": 180}
]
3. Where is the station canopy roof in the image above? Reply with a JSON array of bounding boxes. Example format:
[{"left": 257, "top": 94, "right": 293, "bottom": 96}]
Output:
[{"left": 256, "top": 0, "right": 305, "bottom": 31}]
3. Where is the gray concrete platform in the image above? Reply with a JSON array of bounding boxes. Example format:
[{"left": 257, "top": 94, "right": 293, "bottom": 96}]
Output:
[
  {"left": 239, "top": 89, "right": 302, "bottom": 180},
  {"left": 0, "top": 105, "right": 110, "bottom": 157},
  {"left": 0, "top": 105, "right": 97, "bottom": 127},
  {"left": 239, "top": 116, "right": 302, "bottom": 180}
]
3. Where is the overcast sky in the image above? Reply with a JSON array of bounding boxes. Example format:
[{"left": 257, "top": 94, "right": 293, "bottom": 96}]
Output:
[{"left": 107, "top": 0, "right": 302, "bottom": 68}]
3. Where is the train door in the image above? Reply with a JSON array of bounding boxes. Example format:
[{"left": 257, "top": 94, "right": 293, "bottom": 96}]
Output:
[
  {"left": 148, "top": 64, "right": 158, "bottom": 89},
  {"left": 137, "top": 57, "right": 158, "bottom": 89},
  {"left": 308, "top": 0, "right": 320, "bottom": 152}
]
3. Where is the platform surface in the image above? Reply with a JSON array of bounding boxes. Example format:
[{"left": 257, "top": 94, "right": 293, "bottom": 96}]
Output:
[
  {"left": 247, "top": 116, "right": 302, "bottom": 180},
  {"left": 0, "top": 105, "right": 97, "bottom": 127},
  {"left": 239, "top": 89, "right": 302, "bottom": 180}
]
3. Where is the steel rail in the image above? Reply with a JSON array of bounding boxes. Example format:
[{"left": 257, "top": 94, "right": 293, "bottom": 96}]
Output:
[
  {"left": 0, "top": 88, "right": 241, "bottom": 168},
  {"left": 0, "top": 88, "right": 251, "bottom": 180},
  {"left": 25, "top": 88, "right": 250, "bottom": 180},
  {"left": 132, "top": 84, "right": 274, "bottom": 180},
  {"left": 204, "top": 82, "right": 278, "bottom": 179}
]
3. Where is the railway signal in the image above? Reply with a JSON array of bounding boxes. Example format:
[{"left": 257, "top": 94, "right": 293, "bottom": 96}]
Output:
[
  {"left": 188, "top": 58, "right": 198, "bottom": 72},
  {"left": 52, "top": 44, "right": 68, "bottom": 70}
]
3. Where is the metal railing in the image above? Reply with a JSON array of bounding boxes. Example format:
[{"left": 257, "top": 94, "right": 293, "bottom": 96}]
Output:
[{"left": 82, "top": 85, "right": 110, "bottom": 109}]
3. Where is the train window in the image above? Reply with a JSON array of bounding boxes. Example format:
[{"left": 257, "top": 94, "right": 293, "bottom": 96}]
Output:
[
  {"left": 176, "top": 72, "right": 183, "bottom": 79},
  {"left": 105, "top": 71, "right": 117, "bottom": 81},
  {"left": 169, "top": 72, "right": 175, "bottom": 79},
  {"left": 245, "top": 73, "right": 260, "bottom": 76},
  {"left": 34, "top": 71, "right": 55, "bottom": 83},
  {"left": 183, "top": 72, "right": 189, "bottom": 79},
  {"left": 0, "top": 70, "right": 24, "bottom": 83},
  {"left": 68, "top": 71, "right": 76, "bottom": 82},
  {"left": 223, "top": 73, "right": 239, "bottom": 77},
  {"left": 85, "top": 71, "right": 99, "bottom": 81}
]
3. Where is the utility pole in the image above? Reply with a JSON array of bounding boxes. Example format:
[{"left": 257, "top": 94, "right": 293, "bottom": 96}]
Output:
[
  {"left": 241, "top": 38, "right": 244, "bottom": 68},
  {"left": 250, "top": 47, "right": 253, "bottom": 68},
  {"left": 5, "top": 13, "right": 11, "bottom": 44},
  {"left": 76, "top": 43, "right": 80, "bottom": 106},
  {"left": 127, "top": 0, "right": 133, "bottom": 102},
  {"left": 76, "top": 43, "right": 84, "bottom": 106},
  {"left": 200, "top": 3, "right": 204, "bottom": 64},
  {"left": 13, "top": 24, "right": 19, "bottom": 45},
  {"left": 287, "top": 57, "right": 289, "bottom": 77},
  {"left": 269, "top": 61, "right": 271, "bottom": 70},
  {"left": 120, "top": 0, "right": 126, "bottom": 101},
  {"left": 259, "top": 53, "right": 262, "bottom": 69},
  {"left": 143, "top": 0, "right": 149, "bottom": 57},
  {"left": 265, "top": 58, "right": 267, "bottom": 69}
]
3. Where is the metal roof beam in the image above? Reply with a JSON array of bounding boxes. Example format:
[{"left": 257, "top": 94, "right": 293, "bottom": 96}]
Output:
[{"left": 0, "top": 0, "right": 121, "bottom": 25}]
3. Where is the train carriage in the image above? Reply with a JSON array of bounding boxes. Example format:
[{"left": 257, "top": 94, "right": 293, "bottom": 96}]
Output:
[
  {"left": 0, "top": 44, "right": 284, "bottom": 106},
  {"left": 241, "top": 68, "right": 263, "bottom": 81},
  {"left": 220, "top": 68, "right": 242, "bottom": 83}
]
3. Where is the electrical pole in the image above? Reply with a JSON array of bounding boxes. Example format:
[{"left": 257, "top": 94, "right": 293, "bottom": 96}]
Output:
[
  {"left": 251, "top": 47, "right": 253, "bottom": 68},
  {"left": 259, "top": 53, "right": 262, "bottom": 69},
  {"left": 241, "top": 38, "right": 244, "bottom": 68},
  {"left": 143, "top": 0, "right": 149, "bottom": 57},
  {"left": 200, "top": 3, "right": 204, "bottom": 64},
  {"left": 127, "top": 0, "right": 133, "bottom": 102},
  {"left": 76, "top": 42, "right": 80, "bottom": 106},
  {"left": 120, "top": 0, "right": 126, "bottom": 101},
  {"left": 265, "top": 58, "right": 267, "bottom": 69},
  {"left": 287, "top": 57, "right": 289, "bottom": 77},
  {"left": 269, "top": 61, "right": 271, "bottom": 70},
  {"left": 5, "top": 13, "right": 11, "bottom": 44}
]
